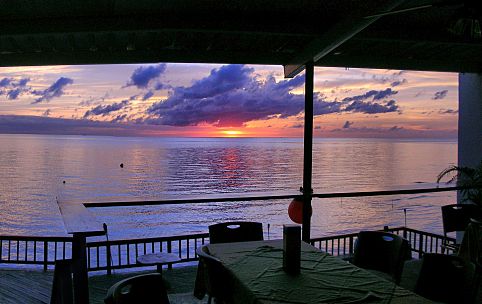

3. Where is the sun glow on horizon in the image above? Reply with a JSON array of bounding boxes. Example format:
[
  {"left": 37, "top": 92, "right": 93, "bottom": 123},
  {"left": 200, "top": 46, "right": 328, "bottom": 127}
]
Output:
[{"left": 221, "top": 130, "right": 244, "bottom": 137}]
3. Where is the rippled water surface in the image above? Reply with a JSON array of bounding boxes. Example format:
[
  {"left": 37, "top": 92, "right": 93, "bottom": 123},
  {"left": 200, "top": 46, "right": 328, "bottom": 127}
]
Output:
[{"left": 0, "top": 134, "right": 457, "bottom": 239}]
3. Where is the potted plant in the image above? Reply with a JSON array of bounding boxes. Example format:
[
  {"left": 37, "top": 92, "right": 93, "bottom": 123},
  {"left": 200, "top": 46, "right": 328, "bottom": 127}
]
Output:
[{"left": 437, "top": 160, "right": 482, "bottom": 208}]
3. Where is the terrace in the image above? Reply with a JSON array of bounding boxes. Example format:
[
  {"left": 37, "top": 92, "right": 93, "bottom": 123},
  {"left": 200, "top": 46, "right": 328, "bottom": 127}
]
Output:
[{"left": 1, "top": 0, "right": 482, "bottom": 303}]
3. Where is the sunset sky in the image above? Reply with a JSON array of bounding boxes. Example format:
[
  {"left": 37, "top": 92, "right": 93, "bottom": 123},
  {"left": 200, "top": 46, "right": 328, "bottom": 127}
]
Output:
[{"left": 0, "top": 63, "right": 458, "bottom": 138}]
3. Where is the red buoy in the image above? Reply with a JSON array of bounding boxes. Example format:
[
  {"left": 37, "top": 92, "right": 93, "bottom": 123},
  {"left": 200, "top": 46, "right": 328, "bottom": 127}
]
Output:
[{"left": 288, "top": 198, "right": 305, "bottom": 224}]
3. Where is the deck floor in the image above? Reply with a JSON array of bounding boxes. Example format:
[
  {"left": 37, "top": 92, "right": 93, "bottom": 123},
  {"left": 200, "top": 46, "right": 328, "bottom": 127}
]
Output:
[
  {"left": 1, "top": 261, "right": 481, "bottom": 303},
  {"left": 0, "top": 265, "right": 205, "bottom": 304}
]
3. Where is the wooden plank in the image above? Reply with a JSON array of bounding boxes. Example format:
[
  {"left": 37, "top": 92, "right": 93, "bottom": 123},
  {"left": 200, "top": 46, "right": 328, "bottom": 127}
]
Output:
[
  {"left": 82, "top": 183, "right": 459, "bottom": 208},
  {"left": 83, "top": 190, "right": 300, "bottom": 208},
  {"left": 58, "top": 202, "right": 105, "bottom": 236}
]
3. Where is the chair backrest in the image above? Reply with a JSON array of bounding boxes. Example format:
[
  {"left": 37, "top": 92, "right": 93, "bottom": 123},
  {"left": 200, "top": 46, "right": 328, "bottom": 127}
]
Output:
[
  {"left": 442, "top": 204, "right": 482, "bottom": 235},
  {"left": 209, "top": 221, "right": 263, "bottom": 244},
  {"left": 415, "top": 253, "right": 477, "bottom": 304},
  {"left": 50, "top": 259, "right": 73, "bottom": 304},
  {"left": 352, "top": 231, "right": 410, "bottom": 284},
  {"left": 196, "top": 245, "right": 230, "bottom": 302},
  {"left": 458, "top": 218, "right": 482, "bottom": 265},
  {"left": 104, "top": 273, "right": 170, "bottom": 304}
]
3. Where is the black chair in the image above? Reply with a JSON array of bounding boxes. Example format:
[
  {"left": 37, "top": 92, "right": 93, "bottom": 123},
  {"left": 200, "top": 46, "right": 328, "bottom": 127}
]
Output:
[
  {"left": 104, "top": 273, "right": 170, "bottom": 304},
  {"left": 352, "top": 231, "right": 410, "bottom": 284},
  {"left": 208, "top": 221, "right": 263, "bottom": 244},
  {"left": 195, "top": 245, "right": 231, "bottom": 304},
  {"left": 458, "top": 218, "right": 482, "bottom": 265},
  {"left": 442, "top": 204, "right": 482, "bottom": 253},
  {"left": 415, "top": 253, "right": 478, "bottom": 304}
]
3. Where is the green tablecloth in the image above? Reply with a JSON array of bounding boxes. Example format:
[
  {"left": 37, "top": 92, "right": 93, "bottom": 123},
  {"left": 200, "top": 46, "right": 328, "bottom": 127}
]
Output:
[{"left": 204, "top": 240, "right": 433, "bottom": 304}]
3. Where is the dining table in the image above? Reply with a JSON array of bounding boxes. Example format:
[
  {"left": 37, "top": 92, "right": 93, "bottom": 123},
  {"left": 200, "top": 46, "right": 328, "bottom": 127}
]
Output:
[{"left": 194, "top": 239, "right": 434, "bottom": 304}]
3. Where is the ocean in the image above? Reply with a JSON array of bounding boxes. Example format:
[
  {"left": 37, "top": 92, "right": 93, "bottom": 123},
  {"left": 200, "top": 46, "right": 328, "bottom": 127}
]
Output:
[{"left": 0, "top": 134, "right": 457, "bottom": 240}]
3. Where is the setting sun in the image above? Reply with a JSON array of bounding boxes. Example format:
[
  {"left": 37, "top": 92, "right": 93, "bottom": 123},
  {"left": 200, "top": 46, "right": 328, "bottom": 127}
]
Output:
[{"left": 221, "top": 130, "right": 244, "bottom": 137}]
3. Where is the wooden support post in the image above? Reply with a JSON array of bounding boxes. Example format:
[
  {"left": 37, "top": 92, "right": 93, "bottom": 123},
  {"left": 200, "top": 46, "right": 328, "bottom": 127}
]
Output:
[
  {"left": 58, "top": 201, "right": 105, "bottom": 304},
  {"left": 302, "top": 61, "right": 314, "bottom": 243},
  {"left": 72, "top": 234, "right": 89, "bottom": 304}
]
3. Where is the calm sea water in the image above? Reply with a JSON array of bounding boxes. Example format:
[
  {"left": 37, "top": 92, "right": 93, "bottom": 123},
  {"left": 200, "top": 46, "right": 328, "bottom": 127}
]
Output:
[{"left": 0, "top": 134, "right": 457, "bottom": 240}]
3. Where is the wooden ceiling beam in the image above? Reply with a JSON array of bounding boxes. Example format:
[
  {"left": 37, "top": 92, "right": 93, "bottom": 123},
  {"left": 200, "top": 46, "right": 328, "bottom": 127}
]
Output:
[
  {"left": 316, "top": 53, "right": 482, "bottom": 73},
  {"left": 283, "top": 0, "right": 407, "bottom": 78},
  {"left": 0, "top": 48, "right": 291, "bottom": 67}
]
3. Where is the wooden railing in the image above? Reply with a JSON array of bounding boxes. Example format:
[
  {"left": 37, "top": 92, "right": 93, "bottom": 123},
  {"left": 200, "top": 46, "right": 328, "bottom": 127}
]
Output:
[
  {"left": 1, "top": 227, "right": 455, "bottom": 272},
  {"left": 86, "top": 233, "right": 209, "bottom": 273},
  {"left": 0, "top": 235, "right": 72, "bottom": 271},
  {"left": 309, "top": 226, "right": 456, "bottom": 259}
]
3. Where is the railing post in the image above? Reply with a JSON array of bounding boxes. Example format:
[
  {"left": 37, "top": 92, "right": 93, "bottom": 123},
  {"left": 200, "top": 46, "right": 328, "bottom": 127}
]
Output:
[
  {"left": 167, "top": 241, "right": 172, "bottom": 270},
  {"left": 43, "top": 241, "right": 48, "bottom": 272},
  {"left": 418, "top": 234, "right": 424, "bottom": 259},
  {"left": 106, "top": 243, "right": 112, "bottom": 275},
  {"left": 349, "top": 236, "right": 354, "bottom": 255}
]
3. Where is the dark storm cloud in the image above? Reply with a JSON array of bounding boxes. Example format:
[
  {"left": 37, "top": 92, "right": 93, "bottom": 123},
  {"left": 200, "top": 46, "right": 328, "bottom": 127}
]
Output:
[
  {"left": 342, "top": 88, "right": 398, "bottom": 103},
  {"left": 0, "top": 77, "right": 13, "bottom": 87},
  {"left": 7, "top": 88, "right": 22, "bottom": 100},
  {"left": 145, "top": 65, "right": 400, "bottom": 127},
  {"left": 17, "top": 78, "right": 30, "bottom": 87},
  {"left": 126, "top": 64, "right": 167, "bottom": 89},
  {"left": 172, "top": 64, "right": 254, "bottom": 99},
  {"left": 0, "top": 115, "right": 154, "bottom": 137},
  {"left": 343, "top": 121, "right": 353, "bottom": 129},
  {"left": 389, "top": 126, "right": 403, "bottom": 131},
  {"left": 142, "top": 91, "right": 155, "bottom": 100},
  {"left": 79, "top": 93, "right": 110, "bottom": 106},
  {"left": 432, "top": 90, "right": 448, "bottom": 100},
  {"left": 111, "top": 114, "right": 128, "bottom": 123},
  {"left": 345, "top": 99, "right": 399, "bottom": 114},
  {"left": 83, "top": 100, "right": 129, "bottom": 118},
  {"left": 439, "top": 109, "right": 458, "bottom": 115},
  {"left": 0, "top": 77, "right": 31, "bottom": 100},
  {"left": 390, "top": 79, "right": 407, "bottom": 87},
  {"left": 32, "top": 77, "right": 74, "bottom": 104},
  {"left": 146, "top": 65, "right": 320, "bottom": 127}
]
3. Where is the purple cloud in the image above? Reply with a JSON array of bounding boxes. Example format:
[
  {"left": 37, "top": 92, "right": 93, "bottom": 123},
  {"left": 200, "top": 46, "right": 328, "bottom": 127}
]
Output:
[
  {"left": 84, "top": 100, "right": 129, "bottom": 118},
  {"left": 171, "top": 64, "right": 254, "bottom": 99},
  {"left": 389, "top": 125, "right": 403, "bottom": 131},
  {"left": 32, "top": 77, "right": 73, "bottom": 104},
  {"left": 432, "top": 90, "right": 448, "bottom": 100},
  {"left": 345, "top": 99, "right": 399, "bottom": 114},
  {"left": 142, "top": 91, "right": 155, "bottom": 100},
  {"left": 7, "top": 88, "right": 22, "bottom": 100},
  {"left": 343, "top": 121, "right": 354, "bottom": 129},
  {"left": 145, "top": 65, "right": 400, "bottom": 127},
  {"left": 17, "top": 78, "right": 30, "bottom": 87},
  {"left": 390, "top": 79, "right": 407, "bottom": 87},
  {"left": 439, "top": 109, "right": 458, "bottom": 114},
  {"left": 0, "top": 77, "right": 31, "bottom": 100},
  {"left": 111, "top": 114, "right": 128, "bottom": 123},
  {"left": 146, "top": 65, "right": 340, "bottom": 127},
  {"left": 126, "top": 64, "right": 167, "bottom": 89},
  {"left": 342, "top": 88, "right": 398, "bottom": 103},
  {"left": 0, "top": 77, "right": 14, "bottom": 88}
]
